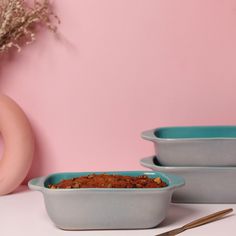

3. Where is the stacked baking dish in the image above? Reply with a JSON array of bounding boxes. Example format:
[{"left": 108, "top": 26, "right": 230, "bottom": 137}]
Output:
[{"left": 140, "top": 126, "right": 236, "bottom": 203}]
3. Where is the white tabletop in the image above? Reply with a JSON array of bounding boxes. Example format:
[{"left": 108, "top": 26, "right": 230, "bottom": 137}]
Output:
[{"left": 1, "top": 186, "right": 235, "bottom": 236}]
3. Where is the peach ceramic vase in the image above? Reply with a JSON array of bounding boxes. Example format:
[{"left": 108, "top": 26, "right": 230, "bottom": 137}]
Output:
[{"left": 0, "top": 94, "right": 34, "bottom": 195}]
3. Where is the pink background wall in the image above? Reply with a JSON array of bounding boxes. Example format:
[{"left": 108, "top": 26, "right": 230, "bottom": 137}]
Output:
[{"left": 1, "top": 0, "right": 236, "bottom": 181}]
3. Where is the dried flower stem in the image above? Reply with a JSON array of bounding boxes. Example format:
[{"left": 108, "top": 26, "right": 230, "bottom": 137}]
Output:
[{"left": 0, "top": 0, "right": 59, "bottom": 53}]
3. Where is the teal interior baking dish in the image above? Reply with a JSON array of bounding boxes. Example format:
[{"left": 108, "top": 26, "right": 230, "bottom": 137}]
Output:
[
  {"left": 155, "top": 126, "right": 236, "bottom": 139},
  {"left": 28, "top": 171, "right": 184, "bottom": 230},
  {"left": 140, "top": 156, "right": 236, "bottom": 203},
  {"left": 142, "top": 126, "right": 236, "bottom": 166}
]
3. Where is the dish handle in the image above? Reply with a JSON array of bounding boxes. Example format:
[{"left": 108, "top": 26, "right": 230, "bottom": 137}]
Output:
[
  {"left": 140, "top": 156, "right": 156, "bottom": 169},
  {"left": 141, "top": 129, "right": 157, "bottom": 141},
  {"left": 140, "top": 157, "right": 185, "bottom": 189},
  {"left": 28, "top": 176, "right": 47, "bottom": 192},
  {"left": 167, "top": 174, "right": 185, "bottom": 190}
]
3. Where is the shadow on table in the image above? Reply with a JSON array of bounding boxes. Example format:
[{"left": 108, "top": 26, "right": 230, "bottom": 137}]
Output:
[
  {"left": 158, "top": 204, "right": 198, "bottom": 228},
  {"left": 11, "top": 185, "right": 29, "bottom": 195}
]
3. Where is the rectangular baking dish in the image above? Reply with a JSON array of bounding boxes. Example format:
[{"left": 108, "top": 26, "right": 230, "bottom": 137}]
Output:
[
  {"left": 28, "top": 171, "right": 184, "bottom": 230},
  {"left": 140, "top": 156, "right": 236, "bottom": 203},
  {"left": 141, "top": 126, "right": 236, "bottom": 166}
]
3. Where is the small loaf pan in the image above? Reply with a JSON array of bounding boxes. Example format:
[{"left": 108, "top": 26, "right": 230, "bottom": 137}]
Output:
[
  {"left": 142, "top": 126, "right": 236, "bottom": 166},
  {"left": 28, "top": 171, "right": 184, "bottom": 230},
  {"left": 140, "top": 156, "right": 236, "bottom": 203}
]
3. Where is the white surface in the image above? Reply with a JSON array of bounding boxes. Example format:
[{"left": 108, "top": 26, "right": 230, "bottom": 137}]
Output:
[{"left": 0, "top": 186, "right": 235, "bottom": 236}]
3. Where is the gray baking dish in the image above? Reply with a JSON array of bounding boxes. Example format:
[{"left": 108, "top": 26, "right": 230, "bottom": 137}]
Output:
[
  {"left": 28, "top": 171, "right": 184, "bottom": 230},
  {"left": 141, "top": 126, "right": 236, "bottom": 166},
  {"left": 140, "top": 156, "right": 236, "bottom": 203}
]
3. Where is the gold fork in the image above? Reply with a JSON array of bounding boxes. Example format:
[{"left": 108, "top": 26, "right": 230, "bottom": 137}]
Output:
[{"left": 155, "top": 208, "right": 233, "bottom": 236}]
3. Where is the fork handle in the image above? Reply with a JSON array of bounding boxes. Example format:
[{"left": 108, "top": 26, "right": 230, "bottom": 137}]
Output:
[{"left": 183, "top": 208, "right": 233, "bottom": 230}]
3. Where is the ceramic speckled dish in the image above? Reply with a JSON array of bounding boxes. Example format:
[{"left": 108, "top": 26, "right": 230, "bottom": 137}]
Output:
[
  {"left": 28, "top": 171, "right": 184, "bottom": 230},
  {"left": 140, "top": 156, "right": 236, "bottom": 203},
  {"left": 141, "top": 126, "right": 236, "bottom": 166}
]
